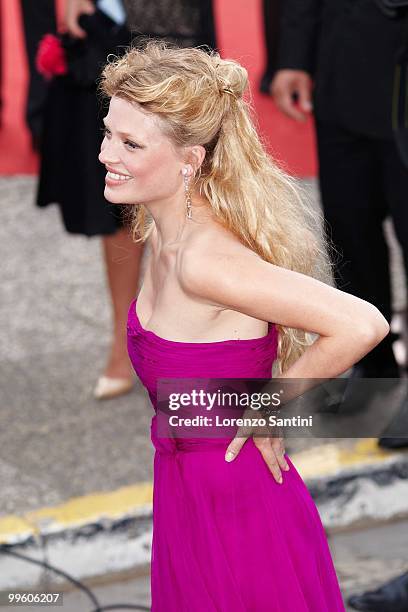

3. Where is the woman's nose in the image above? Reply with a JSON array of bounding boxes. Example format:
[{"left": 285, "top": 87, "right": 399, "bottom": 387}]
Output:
[
  {"left": 98, "top": 149, "right": 107, "bottom": 164},
  {"left": 98, "top": 140, "right": 119, "bottom": 165}
]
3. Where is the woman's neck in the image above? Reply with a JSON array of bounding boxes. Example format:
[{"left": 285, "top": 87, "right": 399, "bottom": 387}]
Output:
[{"left": 146, "top": 190, "right": 214, "bottom": 249}]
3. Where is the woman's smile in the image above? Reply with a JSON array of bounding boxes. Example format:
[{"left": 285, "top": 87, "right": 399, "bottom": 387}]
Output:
[{"left": 105, "top": 170, "right": 133, "bottom": 186}]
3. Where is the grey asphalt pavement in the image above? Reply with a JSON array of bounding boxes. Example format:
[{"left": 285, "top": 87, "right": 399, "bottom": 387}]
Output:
[{"left": 1, "top": 177, "right": 153, "bottom": 517}]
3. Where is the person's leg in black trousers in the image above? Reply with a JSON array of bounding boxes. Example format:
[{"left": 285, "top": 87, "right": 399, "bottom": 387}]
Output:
[
  {"left": 20, "top": 0, "right": 56, "bottom": 150},
  {"left": 382, "top": 139, "right": 408, "bottom": 287},
  {"left": 316, "top": 120, "right": 399, "bottom": 376},
  {"left": 375, "top": 137, "right": 408, "bottom": 447}
]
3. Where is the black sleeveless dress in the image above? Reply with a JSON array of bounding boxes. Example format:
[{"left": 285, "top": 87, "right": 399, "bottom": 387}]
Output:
[{"left": 36, "top": 0, "right": 216, "bottom": 236}]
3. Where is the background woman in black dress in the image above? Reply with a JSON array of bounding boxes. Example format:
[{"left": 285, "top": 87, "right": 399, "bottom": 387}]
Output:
[{"left": 37, "top": 0, "right": 217, "bottom": 399}]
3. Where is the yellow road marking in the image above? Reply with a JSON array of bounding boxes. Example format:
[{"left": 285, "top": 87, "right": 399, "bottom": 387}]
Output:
[
  {"left": 292, "top": 438, "right": 404, "bottom": 479},
  {"left": 0, "top": 483, "right": 152, "bottom": 544},
  {"left": 1, "top": 440, "right": 406, "bottom": 543}
]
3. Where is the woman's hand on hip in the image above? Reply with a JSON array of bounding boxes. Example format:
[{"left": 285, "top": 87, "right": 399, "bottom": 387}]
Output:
[{"left": 224, "top": 411, "right": 290, "bottom": 484}]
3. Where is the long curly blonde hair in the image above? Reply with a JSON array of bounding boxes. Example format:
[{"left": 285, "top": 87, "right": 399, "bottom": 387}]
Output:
[{"left": 98, "top": 39, "right": 337, "bottom": 374}]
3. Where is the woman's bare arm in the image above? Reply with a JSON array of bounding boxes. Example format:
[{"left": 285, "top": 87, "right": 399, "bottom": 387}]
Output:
[
  {"left": 181, "top": 244, "right": 390, "bottom": 379},
  {"left": 180, "top": 242, "right": 390, "bottom": 483}
]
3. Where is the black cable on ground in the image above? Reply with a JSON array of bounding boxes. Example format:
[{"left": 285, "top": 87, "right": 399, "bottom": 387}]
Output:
[{"left": 0, "top": 545, "right": 150, "bottom": 611}]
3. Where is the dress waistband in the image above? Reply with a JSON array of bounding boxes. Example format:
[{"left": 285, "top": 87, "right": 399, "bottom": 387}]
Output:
[{"left": 151, "top": 415, "right": 230, "bottom": 455}]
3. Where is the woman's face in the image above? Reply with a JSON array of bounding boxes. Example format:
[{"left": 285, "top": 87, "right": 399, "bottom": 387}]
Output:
[{"left": 98, "top": 96, "right": 184, "bottom": 206}]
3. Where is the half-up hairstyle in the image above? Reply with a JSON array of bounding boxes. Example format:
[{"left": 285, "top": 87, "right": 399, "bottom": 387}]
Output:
[{"left": 98, "top": 39, "right": 337, "bottom": 374}]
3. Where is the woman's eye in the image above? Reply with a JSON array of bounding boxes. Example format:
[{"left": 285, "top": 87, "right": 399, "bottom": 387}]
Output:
[
  {"left": 125, "top": 140, "right": 139, "bottom": 150},
  {"left": 101, "top": 128, "right": 140, "bottom": 150}
]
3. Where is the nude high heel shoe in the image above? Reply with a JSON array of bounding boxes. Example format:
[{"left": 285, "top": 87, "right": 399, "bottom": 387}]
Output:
[{"left": 93, "top": 376, "right": 134, "bottom": 400}]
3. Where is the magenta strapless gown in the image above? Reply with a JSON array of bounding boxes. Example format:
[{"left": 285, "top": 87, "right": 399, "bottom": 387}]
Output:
[{"left": 127, "top": 297, "right": 345, "bottom": 611}]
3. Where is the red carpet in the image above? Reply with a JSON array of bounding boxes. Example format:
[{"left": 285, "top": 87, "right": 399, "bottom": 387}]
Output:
[
  {"left": 0, "top": 0, "right": 316, "bottom": 177},
  {"left": 0, "top": 0, "right": 38, "bottom": 174}
]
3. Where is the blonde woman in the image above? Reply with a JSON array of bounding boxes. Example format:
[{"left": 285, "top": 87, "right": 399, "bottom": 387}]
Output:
[{"left": 98, "top": 41, "right": 389, "bottom": 611}]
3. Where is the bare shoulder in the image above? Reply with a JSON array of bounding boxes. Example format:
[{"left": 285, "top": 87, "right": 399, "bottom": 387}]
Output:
[
  {"left": 177, "top": 220, "right": 389, "bottom": 341},
  {"left": 178, "top": 222, "right": 260, "bottom": 304},
  {"left": 185, "top": 222, "right": 256, "bottom": 258}
]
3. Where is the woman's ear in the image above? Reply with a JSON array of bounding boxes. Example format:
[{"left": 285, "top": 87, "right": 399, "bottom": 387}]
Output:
[{"left": 188, "top": 145, "right": 206, "bottom": 173}]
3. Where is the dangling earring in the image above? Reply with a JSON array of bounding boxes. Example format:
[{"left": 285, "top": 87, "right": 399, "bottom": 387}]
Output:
[{"left": 183, "top": 168, "right": 193, "bottom": 219}]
